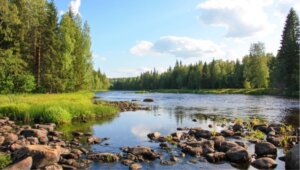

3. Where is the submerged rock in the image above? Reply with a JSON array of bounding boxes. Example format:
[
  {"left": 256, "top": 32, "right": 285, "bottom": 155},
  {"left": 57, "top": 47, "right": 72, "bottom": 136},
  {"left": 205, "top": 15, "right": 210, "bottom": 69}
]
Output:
[
  {"left": 143, "top": 98, "right": 154, "bottom": 102},
  {"left": 226, "top": 146, "right": 250, "bottom": 163},
  {"left": 251, "top": 157, "right": 277, "bottom": 169}
]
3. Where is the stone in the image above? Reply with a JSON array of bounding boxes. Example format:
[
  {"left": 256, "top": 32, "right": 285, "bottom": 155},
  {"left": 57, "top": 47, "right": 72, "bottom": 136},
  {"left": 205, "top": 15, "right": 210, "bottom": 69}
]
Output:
[
  {"left": 88, "top": 153, "right": 119, "bottom": 162},
  {"left": 189, "top": 128, "right": 212, "bottom": 139},
  {"left": 71, "top": 131, "right": 84, "bottom": 137},
  {"left": 182, "top": 146, "right": 202, "bottom": 157},
  {"left": 21, "top": 129, "right": 48, "bottom": 138},
  {"left": 266, "top": 135, "right": 281, "bottom": 146},
  {"left": 285, "top": 144, "right": 299, "bottom": 170},
  {"left": 232, "top": 123, "right": 243, "bottom": 132},
  {"left": 130, "top": 163, "right": 142, "bottom": 170},
  {"left": 251, "top": 157, "right": 277, "bottom": 169},
  {"left": 219, "top": 141, "right": 240, "bottom": 152},
  {"left": 206, "top": 152, "right": 226, "bottom": 163},
  {"left": 255, "top": 142, "right": 277, "bottom": 156},
  {"left": 221, "top": 130, "right": 235, "bottom": 137},
  {"left": 121, "top": 159, "right": 134, "bottom": 166},
  {"left": 0, "top": 136, "right": 5, "bottom": 145},
  {"left": 87, "top": 136, "right": 101, "bottom": 144},
  {"left": 253, "top": 124, "right": 268, "bottom": 134},
  {"left": 147, "top": 132, "right": 161, "bottom": 140},
  {"left": 171, "top": 132, "right": 183, "bottom": 139},
  {"left": 226, "top": 146, "right": 250, "bottom": 163},
  {"left": 34, "top": 124, "right": 55, "bottom": 131},
  {"left": 44, "top": 164, "right": 63, "bottom": 170},
  {"left": 143, "top": 98, "right": 154, "bottom": 102},
  {"left": 4, "top": 157, "right": 32, "bottom": 170},
  {"left": 4, "top": 133, "right": 18, "bottom": 144},
  {"left": 210, "top": 136, "right": 225, "bottom": 149},
  {"left": 12, "top": 145, "right": 63, "bottom": 168},
  {"left": 127, "top": 146, "right": 159, "bottom": 161}
]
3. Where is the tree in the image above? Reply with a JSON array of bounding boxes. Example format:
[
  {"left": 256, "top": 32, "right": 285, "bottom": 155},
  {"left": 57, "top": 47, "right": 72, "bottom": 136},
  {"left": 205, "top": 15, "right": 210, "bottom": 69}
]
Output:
[{"left": 276, "top": 8, "right": 300, "bottom": 92}]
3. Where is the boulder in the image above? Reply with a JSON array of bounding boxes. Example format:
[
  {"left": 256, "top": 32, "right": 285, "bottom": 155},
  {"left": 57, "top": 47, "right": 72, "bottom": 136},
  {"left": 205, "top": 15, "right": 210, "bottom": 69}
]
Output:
[
  {"left": 4, "top": 157, "right": 32, "bottom": 170},
  {"left": 285, "top": 144, "right": 299, "bottom": 170},
  {"left": 206, "top": 152, "right": 226, "bottom": 163},
  {"left": 4, "top": 133, "right": 18, "bottom": 144},
  {"left": 232, "top": 123, "right": 243, "bottom": 132},
  {"left": 210, "top": 136, "right": 225, "bottom": 149},
  {"left": 253, "top": 124, "right": 268, "bottom": 134},
  {"left": 255, "top": 142, "right": 277, "bottom": 156},
  {"left": 20, "top": 129, "right": 48, "bottom": 138},
  {"left": 266, "top": 136, "right": 281, "bottom": 146},
  {"left": 121, "top": 159, "right": 134, "bottom": 166},
  {"left": 189, "top": 128, "right": 212, "bottom": 139},
  {"left": 127, "top": 146, "right": 159, "bottom": 161},
  {"left": 12, "top": 145, "right": 63, "bottom": 168},
  {"left": 143, "top": 98, "right": 154, "bottom": 102},
  {"left": 182, "top": 146, "right": 202, "bottom": 157},
  {"left": 221, "top": 130, "right": 235, "bottom": 137},
  {"left": 226, "top": 146, "right": 250, "bottom": 163},
  {"left": 0, "top": 136, "right": 5, "bottom": 145},
  {"left": 87, "top": 136, "right": 101, "bottom": 144},
  {"left": 219, "top": 141, "right": 239, "bottom": 152},
  {"left": 251, "top": 157, "right": 277, "bottom": 169},
  {"left": 88, "top": 153, "right": 119, "bottom": 162},
  {"left": 171, "top": 132, "right": 183, "bottom": 139},
  {"left": 147, "top": 132, "right": 160, "bottom": 140},
  {"left": 34, "top": 124, "right": 55, "bottom": 131}
]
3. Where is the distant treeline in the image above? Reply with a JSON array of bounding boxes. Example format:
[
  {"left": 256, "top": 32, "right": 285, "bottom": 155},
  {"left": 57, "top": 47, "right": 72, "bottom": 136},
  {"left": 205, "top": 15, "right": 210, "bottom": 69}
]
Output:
[
  {"left": 0, "top": 0, "right": 109, "bottom": 93},
  {"left": 111, "top": 9, "right": 300, "bottom": 95}
]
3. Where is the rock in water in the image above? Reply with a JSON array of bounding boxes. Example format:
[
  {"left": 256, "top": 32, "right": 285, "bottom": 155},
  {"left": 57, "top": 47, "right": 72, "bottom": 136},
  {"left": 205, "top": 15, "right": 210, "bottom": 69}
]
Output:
[
  {"left": 143, "top": 98, "right": 154, "bottom": 102},
  {"left": 4, "top": 157, "right": 32, "bottom": 170},
  {"left": 88, "top": 153, "right": 119, "bottom": 162},
  {"left": 130, "top": 163, "right": 142, "bottom": 170},
  {"left": 286, "top": 144, "right": 299, "bottom": 170},
  {"left": 147, "top": 132, "right": 161, "bottom": 140},
  {"left": 255, "top": 142, "right": 277, "bottom": 156},
  {"left": 251, "top": 157, "right": 277, "bottom": 169},
  {"left": 226, "top": 146, "right": 250, "bottom": 163}
]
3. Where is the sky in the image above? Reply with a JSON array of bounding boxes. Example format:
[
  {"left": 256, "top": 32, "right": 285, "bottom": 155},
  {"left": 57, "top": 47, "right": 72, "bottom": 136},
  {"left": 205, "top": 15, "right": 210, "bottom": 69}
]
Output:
[{"left": 53, "top": 0, "right": 300, "bottom": 78}]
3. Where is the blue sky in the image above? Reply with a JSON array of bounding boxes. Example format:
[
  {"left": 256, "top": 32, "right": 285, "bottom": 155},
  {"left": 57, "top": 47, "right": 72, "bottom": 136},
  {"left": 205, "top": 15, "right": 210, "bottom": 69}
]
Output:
[{"left": 54, "top": 0, "right": 300, "bottom": 78}]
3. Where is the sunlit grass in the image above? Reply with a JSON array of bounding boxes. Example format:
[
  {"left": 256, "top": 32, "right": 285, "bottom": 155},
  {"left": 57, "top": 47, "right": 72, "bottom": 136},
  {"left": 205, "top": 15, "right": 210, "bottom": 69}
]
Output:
[{"left": 0, "top": 92, "right": 119, "bottom": 124}]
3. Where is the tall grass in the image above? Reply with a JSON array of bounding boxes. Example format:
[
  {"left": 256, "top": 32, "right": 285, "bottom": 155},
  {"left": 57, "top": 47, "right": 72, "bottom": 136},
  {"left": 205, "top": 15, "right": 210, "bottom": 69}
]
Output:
[{"left": 0, "top": 92, "right": 119, "bottom": 124}]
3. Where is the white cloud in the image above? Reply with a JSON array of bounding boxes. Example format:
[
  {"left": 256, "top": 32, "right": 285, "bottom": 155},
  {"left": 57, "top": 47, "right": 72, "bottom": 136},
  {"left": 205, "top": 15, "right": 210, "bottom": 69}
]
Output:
[
  {"left": 112, "top": 67, "right": 166, "bottom": 78},
  {"left": 130, "top": 41, "right": 154, "bottom": 56},
  {"left": 93, "top": 53, "right": 107, "bottom": 61},
  {"left": 130, "top": 36, "right": 224, "bottom": 59},
  {"left": 197, "top": 0, "right": 274, "bottom": 38},
  {"left": 70, "top": 0, "right": 81, "bottom": 15},
  {"left": 274, "top": 0, "right": 300, "bottom": 21}
]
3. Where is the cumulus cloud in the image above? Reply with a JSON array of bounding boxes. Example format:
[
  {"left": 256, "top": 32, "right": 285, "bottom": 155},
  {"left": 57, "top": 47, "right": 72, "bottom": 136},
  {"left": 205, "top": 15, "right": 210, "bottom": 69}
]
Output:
[
  {"left": 130, "top": 36, "right": 224, "bottom": 58},
  {"left": 70, "top": 0, "right": 81, "bottom": 15},
  {"left": 197, "top": 0, "right": 274, "bottom": 38}
]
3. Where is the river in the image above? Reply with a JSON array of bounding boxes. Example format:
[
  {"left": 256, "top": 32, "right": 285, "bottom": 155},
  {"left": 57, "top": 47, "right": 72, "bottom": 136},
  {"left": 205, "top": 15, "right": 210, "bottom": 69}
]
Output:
[{"left": 87, "top": 91, "right": 299, "bottom": 169}]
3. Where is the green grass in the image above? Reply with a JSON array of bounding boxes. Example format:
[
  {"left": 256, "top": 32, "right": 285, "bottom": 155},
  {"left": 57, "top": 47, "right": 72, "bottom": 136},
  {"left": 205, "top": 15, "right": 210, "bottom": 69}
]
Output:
[
  {"left": 0, "top": 153, "right": 11, "bottom": 169},
  {"left": 0, "top": 92, "right": 119, "bottom": 124},
  {"left": 144, "top": 88, "right": 281, "bottom": 95}
]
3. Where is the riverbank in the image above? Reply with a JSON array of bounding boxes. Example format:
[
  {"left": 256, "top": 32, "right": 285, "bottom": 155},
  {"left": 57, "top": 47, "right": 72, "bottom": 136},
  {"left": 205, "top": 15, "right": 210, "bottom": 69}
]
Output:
[
  {"left": 0, "top": 92, "right": 119, "bottom": 124},
  {"left": 136, "top": 88, "right": 294, "bottom": 96}
]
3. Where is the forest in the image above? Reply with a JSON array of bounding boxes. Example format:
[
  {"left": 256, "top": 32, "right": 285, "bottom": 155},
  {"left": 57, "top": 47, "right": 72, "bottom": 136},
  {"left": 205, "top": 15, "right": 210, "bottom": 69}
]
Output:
[
  {"left": 0, "top": 0, "right": 109, "bottom": 93},
  {"left": 111, "top": 9, "right": 300, "bottom": 96}
]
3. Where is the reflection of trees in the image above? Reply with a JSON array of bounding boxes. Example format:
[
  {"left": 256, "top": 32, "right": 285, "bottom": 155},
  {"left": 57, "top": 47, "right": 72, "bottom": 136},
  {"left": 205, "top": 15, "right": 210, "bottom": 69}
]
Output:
[
  {"left": 174, "top": 107, "right": 185, "bottom": 125},
  {"left": 281, "top": 108, "right": 300, "bottom": 128}
]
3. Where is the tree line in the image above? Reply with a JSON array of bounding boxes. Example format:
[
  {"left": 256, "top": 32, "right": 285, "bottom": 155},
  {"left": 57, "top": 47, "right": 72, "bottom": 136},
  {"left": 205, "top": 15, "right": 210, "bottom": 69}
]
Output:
[
  {"left": 0, "top": 0, "right": 109, "bottom": 93},
  {"left": 111, "top": 9, "right": 300, "bottom": 95}
]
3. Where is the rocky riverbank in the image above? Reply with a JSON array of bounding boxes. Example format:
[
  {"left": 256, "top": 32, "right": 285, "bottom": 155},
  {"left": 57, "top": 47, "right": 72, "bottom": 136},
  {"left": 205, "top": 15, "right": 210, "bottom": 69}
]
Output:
[{"left": 1, "top": 115, "right": 299, "bottom": 170}]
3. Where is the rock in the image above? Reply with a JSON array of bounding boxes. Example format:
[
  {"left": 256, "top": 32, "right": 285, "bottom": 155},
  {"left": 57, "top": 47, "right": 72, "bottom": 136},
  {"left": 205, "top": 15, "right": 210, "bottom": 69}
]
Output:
[
  {"left": 255, "top": 142, "right": 277, "bottom": 156},
  {"left": 232, "top": 123, "right": 243, "bottom": 132},
  {"left": 192, "top": 119, "right": 197, "bottom": 122},
  {"left": 44, "top": 164, "right": 63, "bottom": 170},
  {"left": 12, "top": 145, "right": 63, "bottom": 168},
  {"left": 211, "top": 136, "right": 225, "bottom": 149},
  {"left": 268, "top": 123, "right": 284, "bottom": 133},
  {"left": 0, "top": 136, "right": 5, "bottom": 145},
  {"left": 20, "top": 129, "right": 48, "bottom": 138},
  {"left": 127, "top": 146, "right": 158, "bottom": 161},
  {"left": 221, "top": 130, "right": 235, "bottom": 137},
  {"left": 4, "top": 157, "right": 32, "bottom": 170},
  {"left": 253, "top": 124, "right": 268, "bottom": 134},
  {"left": 160, "top": 160, "right": 176, "bottom": 165},
  {"left": 147, "top": 132, "right": 160, "bottom": 140},
  {"left": 48, "top": 131, "right": 63, "bottom": 137},
  {"left": 143, "top": 98, "right": 154, "bottom": 102},
  {"left": 27, "top": 137, "right": 39, "bottom": 144},
  {"left": 235, "top": 141, "right": 247, "bottom": 149},
  {"left": 39, "top": 136, "right": 49, "bottom": 144},
  {"left": 251, "top": 157, "right": 277, "bottom": 169},
  {"left": 34, "top": 124, "right": 55, "bottom": 131},
  {"left": 88, "top": 153, "right": 119, "bottom": 162},
  {"left": 286, "top": 144, "right": 299, "bottom": 170},
  {"left": 130, "top": 163, "right": 142, "bottom": 170},
  {"left": 171, "top": 132, "right": 183, "bottom": 139},
  {"left": 87, "top": 136, "right": 101, "bottom": 144},
  {"left": 219, "top": 141, "right": 240, "bottom": 152},
  {"left": 159, "top": 142, "right": 169, "bottom": 148},
  {"left": 170, "top": 155, "right": 179, "bottom": 162},
  {"left": 226, "top": 146, "right": 250, "bottom": 163},
  {"left": 71, "top": 131, "right": 84, "bottom": 137},
  {"left": 4, "top": 133, "right": 18, "bottom": 144},
  {"left": 182, "top": 146, "right": 202, "bottom": 157},
  {"left": 206, "top": 152, "right": 226, "bottom": 163},
  {"left": 10, "top": 143, "right": 23, "bottom": 151},
  {"left": 208, "top": 124, "right": 213, "bottom": 128},
  {"left": 278, "top": 156, "right": 285, "bottom": 162},
  {"left": 121, "top": 159, "right": 134, "bottom": 166},
  {"left": 266, "top": 136, "right": 281, "bottom": 146},
  {"left": 189, "top": 128, "right": 212, "bottom": 139}
]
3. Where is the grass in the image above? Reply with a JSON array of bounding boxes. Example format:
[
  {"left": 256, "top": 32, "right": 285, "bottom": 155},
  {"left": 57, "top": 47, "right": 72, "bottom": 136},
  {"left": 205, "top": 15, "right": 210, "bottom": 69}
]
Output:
[
  {"left": 0, "top": 153, "right": 11, "bottom": 169},
  {"left": 142, "top": 88, "right": 281, "bottom": 95},
  {"left": 0, "top": 92, "right": 119, "bottom": 124}
]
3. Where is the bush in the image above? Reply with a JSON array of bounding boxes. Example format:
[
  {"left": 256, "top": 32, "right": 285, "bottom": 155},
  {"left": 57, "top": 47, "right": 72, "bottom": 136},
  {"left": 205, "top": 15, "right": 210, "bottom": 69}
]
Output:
[{"left": 41, "top": 106, "right": 72, "bottom": 124}]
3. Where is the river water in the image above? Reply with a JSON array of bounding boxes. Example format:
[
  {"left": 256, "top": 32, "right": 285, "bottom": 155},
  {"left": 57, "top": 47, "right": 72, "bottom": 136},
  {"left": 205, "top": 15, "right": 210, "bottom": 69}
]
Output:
[{"left": 88, "top": 91, "right": 299, "bottom": 170}]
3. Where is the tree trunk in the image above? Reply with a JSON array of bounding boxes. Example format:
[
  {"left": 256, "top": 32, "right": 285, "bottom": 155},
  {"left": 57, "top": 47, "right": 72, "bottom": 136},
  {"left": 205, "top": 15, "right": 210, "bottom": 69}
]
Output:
[{"left": 37, "top": 34, "right": 42, "bottom": 88}]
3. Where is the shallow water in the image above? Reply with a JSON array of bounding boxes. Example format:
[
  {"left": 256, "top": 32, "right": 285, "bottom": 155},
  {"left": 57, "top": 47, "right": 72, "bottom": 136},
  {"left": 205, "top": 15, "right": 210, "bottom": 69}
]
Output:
[{"left": 88, "top": 91, "right": 299, "bottom": 169}]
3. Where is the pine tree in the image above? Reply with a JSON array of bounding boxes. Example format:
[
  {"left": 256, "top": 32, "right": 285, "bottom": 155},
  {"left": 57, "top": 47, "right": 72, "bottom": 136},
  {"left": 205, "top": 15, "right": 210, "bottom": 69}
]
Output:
[{"left": 277, "top": 8, "right": 300, "bottom": 92}]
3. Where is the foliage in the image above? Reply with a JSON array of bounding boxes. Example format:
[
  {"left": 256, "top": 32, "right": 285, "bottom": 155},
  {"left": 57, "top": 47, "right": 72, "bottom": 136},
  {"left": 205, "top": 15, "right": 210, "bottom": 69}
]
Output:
[{"left": 0, "top": 92, "right": 119, "bottom": 124}]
